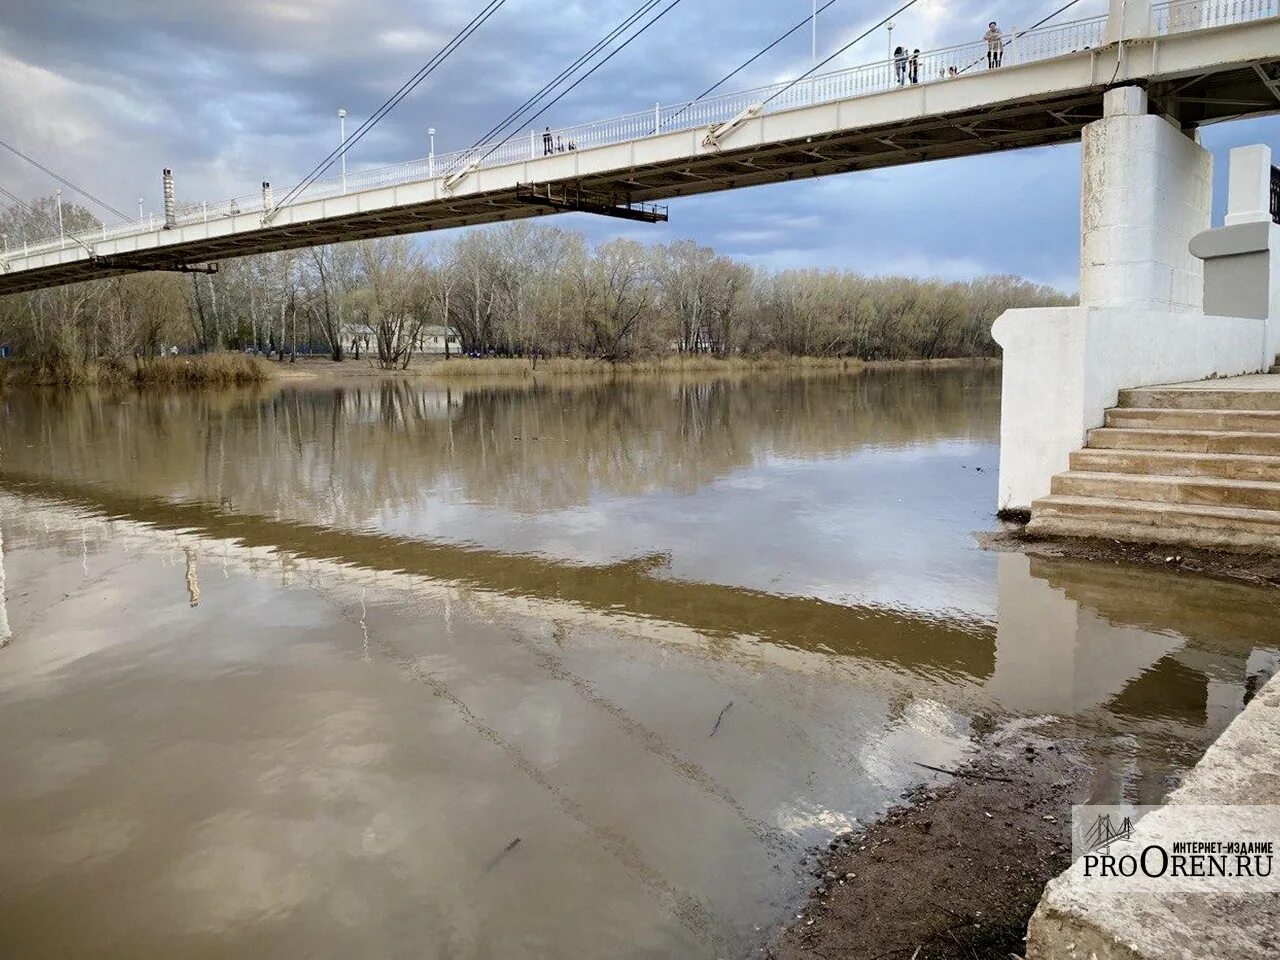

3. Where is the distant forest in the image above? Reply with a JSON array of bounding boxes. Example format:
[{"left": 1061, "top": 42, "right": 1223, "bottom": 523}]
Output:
[{"left": 1, "top": 195, "right": 1073, "bottom": 367}]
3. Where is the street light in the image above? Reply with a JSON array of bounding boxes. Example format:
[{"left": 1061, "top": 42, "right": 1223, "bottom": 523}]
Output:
[
  {"left": 338, "top": 108, "right": 348, "bottom": 193},
  {"left": 56, "top": 189, "right": 64, "bottom": 241},
  {"left": 887, "top": 21, "right": 894, "bottom": 62},
  {"left": 812, "top": 0, "right": 817, "bottom": 65},
  {"left": 138, "top": 198, "right": 144, "bottom": 223},
  {"left": 428, "top": 127, "right": 436, "bottom": 178}
]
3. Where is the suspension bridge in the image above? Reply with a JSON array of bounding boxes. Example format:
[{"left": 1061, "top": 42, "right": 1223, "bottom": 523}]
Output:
[{"left": 2, "top": 0, "right": 1279, "bottom": 296}]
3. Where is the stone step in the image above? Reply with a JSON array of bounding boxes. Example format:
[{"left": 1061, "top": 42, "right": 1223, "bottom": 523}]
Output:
[
  {"left": 1087, "top": 428, "right": 1280, "bottom": 456},
  {"left": 1118, "top": 387, "right": 1280, "bottom": 411},
  {"left": 1069, "top": 448, "right": 1280, "bottom": 482},
  {"left": 1051, "top": 470, "right": 1280, "bottom": 511},
  {"left": 1027, "top": 495, "right": 1280, "bottom": 551},
  {"left": 1105, "top": 408, "right": 1280, "bottom": 433}
]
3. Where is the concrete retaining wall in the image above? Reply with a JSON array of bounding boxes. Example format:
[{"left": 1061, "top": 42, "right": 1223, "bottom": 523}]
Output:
[
  {"left": 992, "top": 305, "right": 1265, "bottom": 510},
  {"left": 1026, "top": 670, "right": 1280, "bottom": 959}
]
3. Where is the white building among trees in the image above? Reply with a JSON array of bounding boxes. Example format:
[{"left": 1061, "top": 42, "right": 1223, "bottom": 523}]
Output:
[{"left": 343, "top": 322, "right": 459, "bottom": 359}]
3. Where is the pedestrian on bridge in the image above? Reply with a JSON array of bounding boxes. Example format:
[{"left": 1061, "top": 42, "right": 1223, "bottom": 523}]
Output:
[
  {"left": 543, "top": 127, "right": 554, "bottom": 156},
  {"left": 909, "top": 49, "right": 920, "bottom": 84},
  {"left": 893, "top": 46, "right": 907, "bottom": 85},
  {"left": 985, "top": 22, "right": 1004, "bottom": 68}
]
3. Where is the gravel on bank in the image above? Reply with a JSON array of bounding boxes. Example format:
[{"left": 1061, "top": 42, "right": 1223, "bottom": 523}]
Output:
[{"left": 768, "top": 722, "right": 1091, "bottom": 960}]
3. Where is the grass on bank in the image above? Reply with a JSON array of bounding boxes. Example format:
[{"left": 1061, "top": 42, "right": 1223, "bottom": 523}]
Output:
[{"left": 1, "top": 352, "right": 276, "bottom": 388}]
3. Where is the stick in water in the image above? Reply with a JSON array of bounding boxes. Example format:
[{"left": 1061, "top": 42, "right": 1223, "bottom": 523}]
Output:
[
  {"left": 708, "top": 700, "right": 734, "bottom": 737},
  {"left": 483, "top": 837, "right": 523, "bottom": 872}
]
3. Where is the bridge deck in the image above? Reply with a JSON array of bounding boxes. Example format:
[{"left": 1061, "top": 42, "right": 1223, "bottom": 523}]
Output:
[{"left": 3, "top": 8, "right": 1280, "bottom": 295}]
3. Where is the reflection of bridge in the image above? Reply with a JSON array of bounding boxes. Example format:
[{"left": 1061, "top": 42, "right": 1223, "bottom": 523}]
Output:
[
  {"left": 2, "top": 470, "right": 1273, "bottom": 743},
  {"left": 2, "top": 0, "right": 1280, "bottom": 293}
]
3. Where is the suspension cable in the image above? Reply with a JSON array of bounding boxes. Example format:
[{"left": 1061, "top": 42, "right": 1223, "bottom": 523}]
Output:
[
  {"left": 468, "top": 0, "right": 690, "bottom": 169},
  {"left": 0, "top": 137, "right": 132, "bottom": 222},
  {"left": 468, "top": 0, "right": 665, "bottom": 151},
  {"left": 1022, "top": 0, "right": 1087, "bottom": 37},
  {"left": 0, "top": 184, "right": 97, "bottom": 256},
  {"left": 758, "top": 0, "right": 925, "bottom": 110},
  {"left": 272, "top": 0, "right": 510, "bottom": 213},
  {"left": 948, "top": 0, "right": 1086, "bottom": 75},
  {"left": 672, "top": 0, "right": 847, "bottom": 126}
]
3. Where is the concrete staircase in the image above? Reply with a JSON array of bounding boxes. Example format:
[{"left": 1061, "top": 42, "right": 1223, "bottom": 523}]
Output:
[{"left": 1028, "top": 379, "right": 1280, "bottom": 551}]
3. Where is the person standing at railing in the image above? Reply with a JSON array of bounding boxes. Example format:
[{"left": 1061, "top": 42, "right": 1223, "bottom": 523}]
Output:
[
  {"left": 893, "top": 46, "right": 907, "bottom": 85},
  {"left": 909, "top": 49, "right": 920, "bottom": 84},
  {"left": 543, "top": 127, "right": 554, "bottom": 156},
  {"left": 985, "top": 21, "right": 1004, "bottom": 68}
]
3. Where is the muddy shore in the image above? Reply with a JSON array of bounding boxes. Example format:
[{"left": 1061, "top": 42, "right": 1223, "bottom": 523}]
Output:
[
  {"left": 768, "top": 721, "right": 1095, "bottom": 960},
  {"left": 980, "top": 527, "right": 1280, "bottom": 589},
  {"left": 770, "top": 528, "right": 1280, "bottom": 960}
]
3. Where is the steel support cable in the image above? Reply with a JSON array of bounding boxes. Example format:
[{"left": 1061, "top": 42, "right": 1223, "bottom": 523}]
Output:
[
  {"left": 758, "top": 0, "right": 926, "bottom": 110},
  {"left": 467, "top": 0, "right": 667, "bottom": 151},
  {"left": 660, "top": 0, "right": 847, "bottom": 132},
  {"left": 1025, "top": 0, "right": 1087, "bottom": 33},
  {"left": 469, "top": 0, "right": 690, "bottom": 170},
  {"left": 272, "top": 0, "right": 509, "bottom": 213},
  {"left": 953, "top": 0, "right": 1086, "bottom": 75},
  {"left": 0, "top": 183, "right": 96, "bottom": 256},
  {"left": 0, "top": 137, "right": 132, "bottom": 222}
]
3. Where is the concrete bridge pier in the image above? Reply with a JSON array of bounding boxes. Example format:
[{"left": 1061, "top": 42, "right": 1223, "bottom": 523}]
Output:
[
  {"left": 1079, "top": 85, "right": 1211, "bottom": 314},
  {"left": 992, "top": 86, "right": 1266, "bottom": 513}
]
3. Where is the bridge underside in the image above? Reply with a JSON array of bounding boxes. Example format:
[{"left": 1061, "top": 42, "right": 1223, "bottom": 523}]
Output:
[{"left": 4, "top": 49, "right": 1280, "bottom": 295}]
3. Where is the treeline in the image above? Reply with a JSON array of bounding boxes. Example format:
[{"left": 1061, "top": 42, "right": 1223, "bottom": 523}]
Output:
[{"left": 1, "top": 196, "right": 1072, "bottom": 367}]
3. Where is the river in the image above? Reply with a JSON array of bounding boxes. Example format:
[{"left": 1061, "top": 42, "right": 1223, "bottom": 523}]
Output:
[{"left": 0, "top": 365, "right": 1275, "bottom": 958}]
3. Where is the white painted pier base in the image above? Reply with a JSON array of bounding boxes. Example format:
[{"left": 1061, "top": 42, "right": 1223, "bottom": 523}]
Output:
[{"left": 993, "top": 88, "right": 1267, "bottom": 512}]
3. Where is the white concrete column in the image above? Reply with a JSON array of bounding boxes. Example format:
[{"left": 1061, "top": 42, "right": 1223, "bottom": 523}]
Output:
[
  {"left": 1225, "top": 144, "right": 1273, "bottom": 226},
  {"left": 1104, "top": 0, "right": 1153, "bottom": 43},
  {"left": 1079, "top": 86, "right": 1212, "bottom": 313},
  {"left": 988, "top": 554, "right": 1182, "bottom": 714}
]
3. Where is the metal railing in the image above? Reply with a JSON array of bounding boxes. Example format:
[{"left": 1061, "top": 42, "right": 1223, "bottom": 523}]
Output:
[
  {"left": 1270, "top": 164, "right": 1280, "bottom": 225},
  {"left": 9, "top": 0, "right": 1279, "bottom": 262},
  {"left": 1155, "top": 0, "right": 1278, "bottom": 32}
]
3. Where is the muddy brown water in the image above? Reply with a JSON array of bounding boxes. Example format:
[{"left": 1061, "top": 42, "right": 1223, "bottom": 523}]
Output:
[{"left": 0, "top": 365, "right": 1276, "bottom": 959}]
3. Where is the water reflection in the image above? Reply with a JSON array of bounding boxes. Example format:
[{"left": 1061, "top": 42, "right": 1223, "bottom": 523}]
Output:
[
  {"left": 0, "top": 526, "right": 10, "bottom": 647},
  {"left": 0, "top": 368, "right": 1001, "bottom": 616},
  {"left": 2, "top": 490, "right": 1272, "bottom": 739},
  {"left": 0, "top": 368, "right": 1275, "bottom": 959}
]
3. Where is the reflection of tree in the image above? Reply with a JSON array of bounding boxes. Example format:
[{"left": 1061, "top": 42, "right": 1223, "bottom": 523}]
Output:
[
  {"left": 0, "top": 526, "right": 10, "bottom": 646},
  {"left": 184, "top": 547, "right": 200, "bottom": 607},
  {"left": 0, "top": 366, "right": 998, "bottom": 524}
]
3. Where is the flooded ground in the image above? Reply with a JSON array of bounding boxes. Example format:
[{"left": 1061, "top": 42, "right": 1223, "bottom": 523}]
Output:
[{"left": 0, "top": 365, "right": 1276, "bottom": 959}]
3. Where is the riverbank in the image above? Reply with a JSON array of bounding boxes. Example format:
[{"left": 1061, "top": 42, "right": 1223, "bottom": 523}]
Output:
[
  {"left": 0, "top": 352, "right": 275, "bottom": 388},
  {"left": 980, "top": 527, "right": 1280, "bottom": 589},
  {"left": 272, "top": 354, "right": 998, "bottom": 383},
  {"left": 769, "top": 720, "right": 1091, "bottom": 960}
]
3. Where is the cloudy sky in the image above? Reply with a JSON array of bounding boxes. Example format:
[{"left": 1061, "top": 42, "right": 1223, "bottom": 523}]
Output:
[{"left": 1, "top": 0, "right": 1275, "bottom": 291}]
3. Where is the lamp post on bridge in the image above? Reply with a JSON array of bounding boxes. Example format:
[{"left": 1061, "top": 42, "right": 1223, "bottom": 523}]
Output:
[
  {"left": 338, "top": 108, "right": 348, "bottom": 193},
  {"left": 812, "top": 0, "right": 817, "bottom": 64},
  {"left": 429, "top": 127, "right": 436, "bottom": 178},
  {"left": 137, "top": 198, "right": 144, "bottom": 224},
  {"left": 887, "top": 21, "right": 894, "bottom": 62},
  {"left": 55, "top": 189, "right": 64, "bottom": 242}
]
